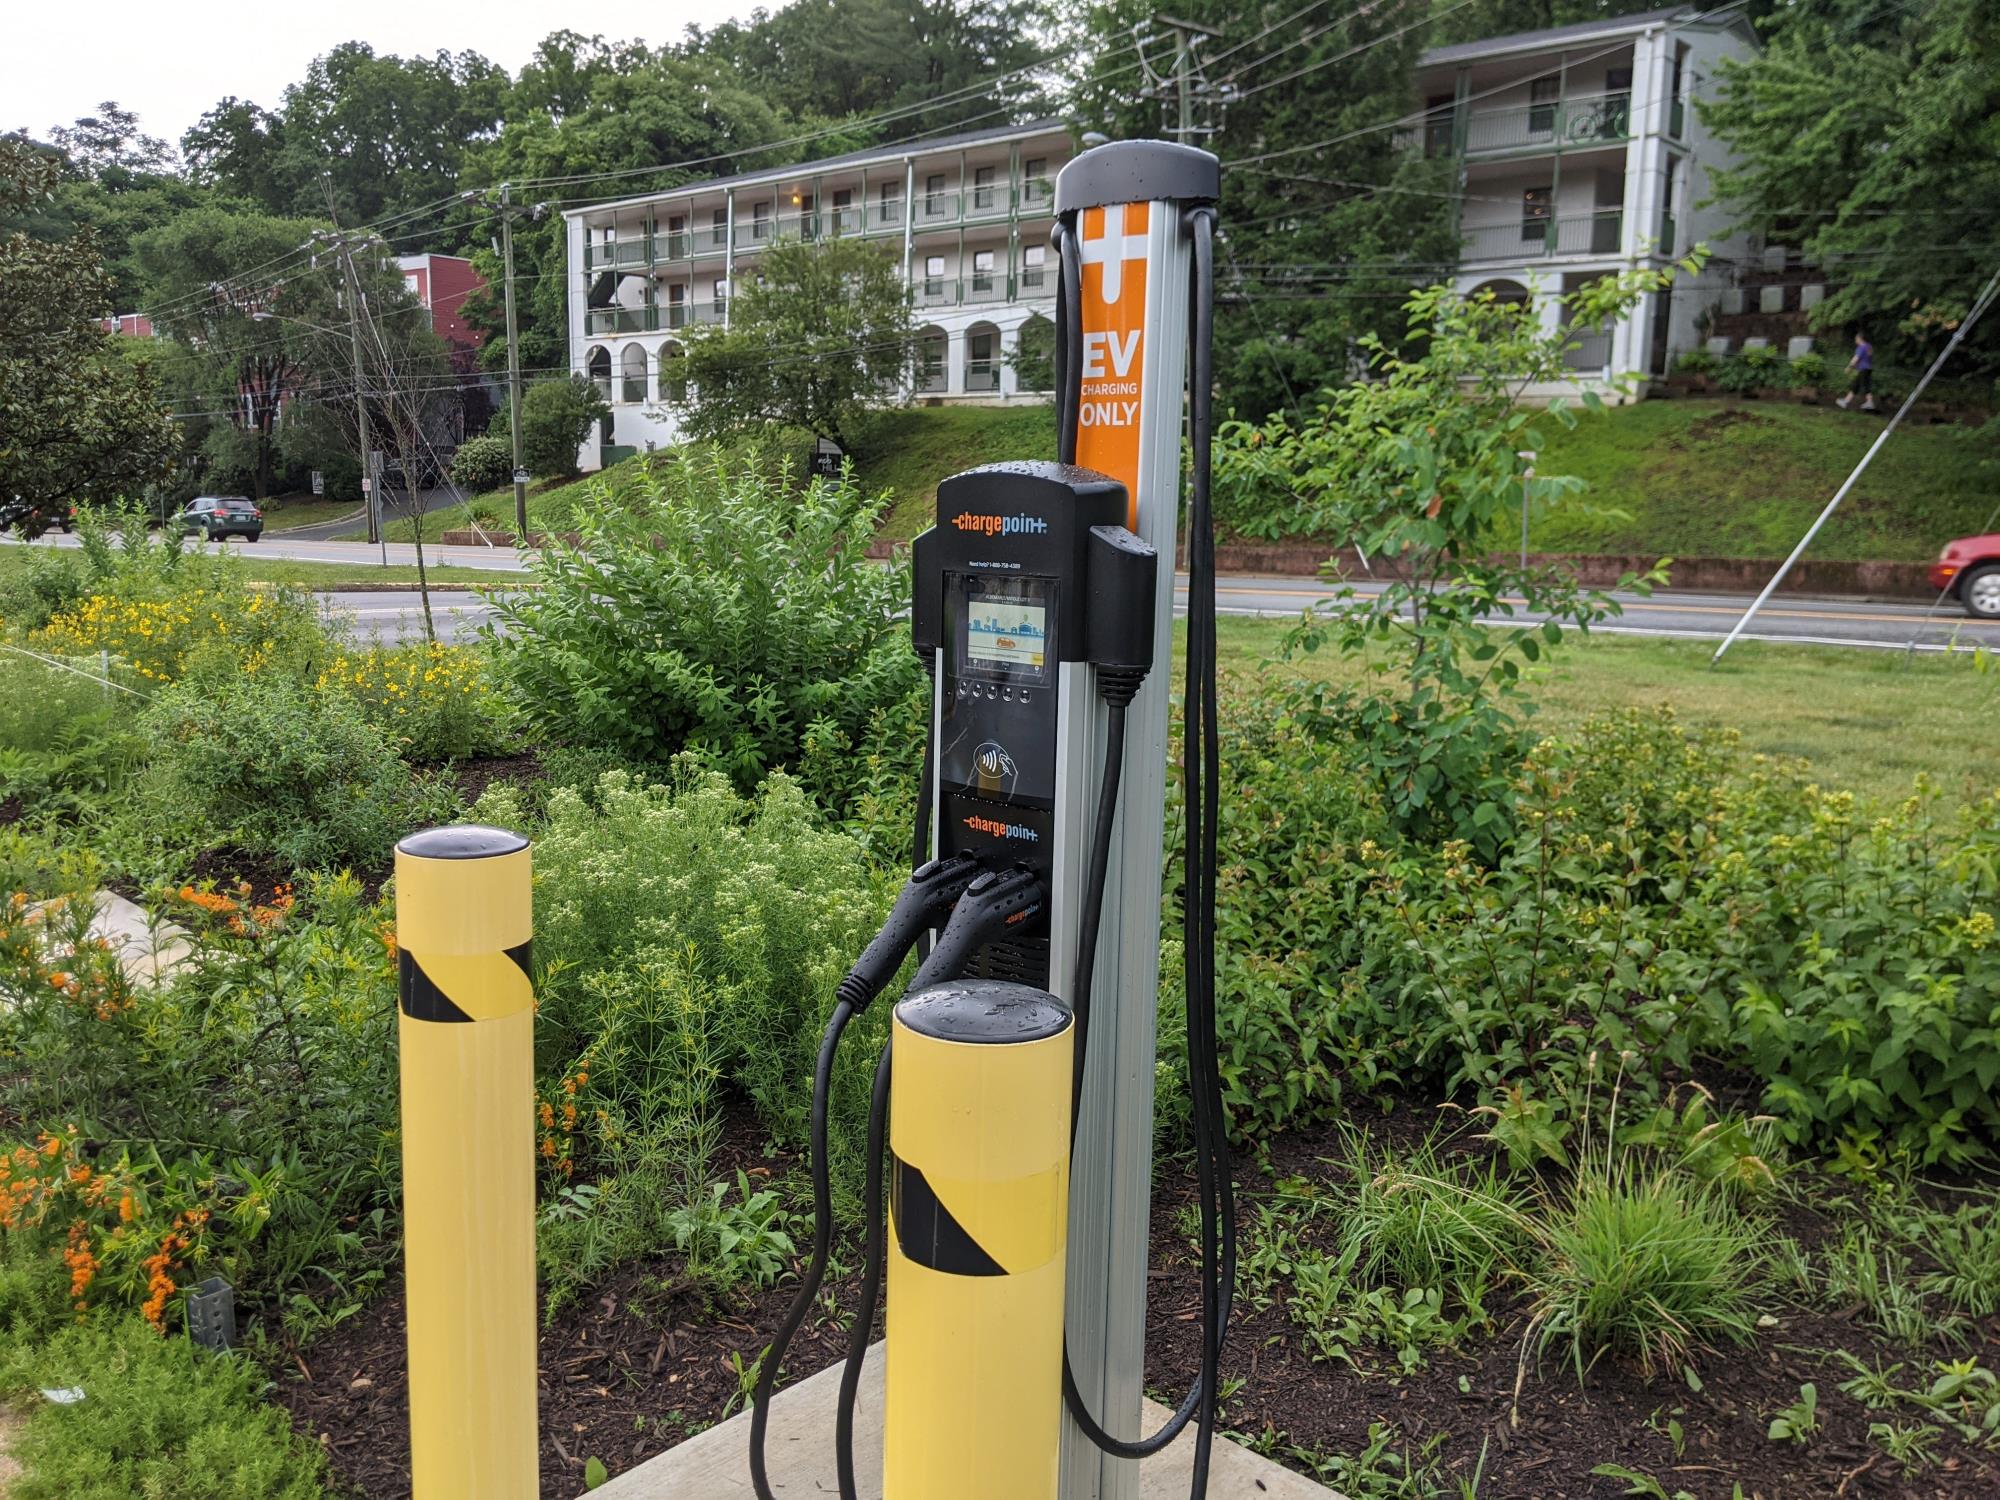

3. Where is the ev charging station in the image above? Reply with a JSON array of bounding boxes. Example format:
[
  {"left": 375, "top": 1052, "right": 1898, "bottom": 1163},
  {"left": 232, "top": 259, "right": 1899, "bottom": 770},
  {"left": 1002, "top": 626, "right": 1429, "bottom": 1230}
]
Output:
[{"left": 748, "top": 139, "right": 1231, "bottom": 1500}]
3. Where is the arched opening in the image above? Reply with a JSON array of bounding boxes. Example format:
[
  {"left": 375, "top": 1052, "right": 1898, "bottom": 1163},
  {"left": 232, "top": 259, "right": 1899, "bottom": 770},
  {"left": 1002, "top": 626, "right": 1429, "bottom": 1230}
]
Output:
[
  {"left": 586, "top": 346, "right": 613, "bottom": 404},
  {"left": 963, "top": 320, "right": 1001, "bottom": 394},
  {"left": 657, "top": 339, "right": 686, "bottom": 405},
  {"left": 917, "top": 326, "right": 948, "bottom": 394},
  {"left": 1013, "top": 314, "right": 1055, "bottom": 393},
  {"left": 619, "top": 343, "right": 649, "bottom": 404},
  {"left": 1467, "top": 278, "right": 1532, "bottom": 310}
]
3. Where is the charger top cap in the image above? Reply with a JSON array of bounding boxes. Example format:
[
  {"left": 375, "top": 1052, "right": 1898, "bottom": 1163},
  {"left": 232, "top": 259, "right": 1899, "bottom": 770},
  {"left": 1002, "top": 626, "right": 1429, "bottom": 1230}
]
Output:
[
  {"left": 1054, "top": 140, "right": 1220, "bottom": 216},
  {"left": 897, "top": 979, "right": 1073, "bottom": 1045}
]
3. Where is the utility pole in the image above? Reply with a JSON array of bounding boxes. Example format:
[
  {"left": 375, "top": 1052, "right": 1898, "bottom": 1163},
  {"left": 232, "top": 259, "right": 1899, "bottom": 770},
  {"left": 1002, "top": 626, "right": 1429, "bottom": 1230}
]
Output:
[
  {"left": 320, "top": 180, "right": 382, "bottom": 552},
  {"left": 1136, "top": 14, "right": 1234, "bottom": 141},
  {"left": 485, "top": 184, "right": 546, "bottom": 538}
]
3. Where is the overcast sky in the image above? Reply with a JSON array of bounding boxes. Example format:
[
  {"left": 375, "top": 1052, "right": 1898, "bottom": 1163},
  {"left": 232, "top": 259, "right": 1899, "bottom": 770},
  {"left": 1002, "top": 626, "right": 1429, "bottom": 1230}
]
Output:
[{"left": 5, "top": 0, "right": 761, "bottom": 150}]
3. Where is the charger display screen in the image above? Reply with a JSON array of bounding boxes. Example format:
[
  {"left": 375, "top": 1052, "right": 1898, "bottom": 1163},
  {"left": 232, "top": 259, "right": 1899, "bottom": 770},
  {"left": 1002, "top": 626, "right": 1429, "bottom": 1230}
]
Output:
[{"left": 966, "top": 598, "right": 1048, "bottom": 673}]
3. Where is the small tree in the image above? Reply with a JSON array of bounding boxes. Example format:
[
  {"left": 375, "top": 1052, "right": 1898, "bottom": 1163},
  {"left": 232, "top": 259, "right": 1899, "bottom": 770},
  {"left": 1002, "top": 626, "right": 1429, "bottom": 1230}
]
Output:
[
  {"left": 1215, "top": 260, "right": 1700, "bottom": 853},
  {"left": 669, "top": 236, "right": 916, "bottom": 446},
  {"left": 0, "top": 139, "right": 179, "bottom": 533},
  {"left": 522, "top": 375, "right": 609, "bottom": 479}
]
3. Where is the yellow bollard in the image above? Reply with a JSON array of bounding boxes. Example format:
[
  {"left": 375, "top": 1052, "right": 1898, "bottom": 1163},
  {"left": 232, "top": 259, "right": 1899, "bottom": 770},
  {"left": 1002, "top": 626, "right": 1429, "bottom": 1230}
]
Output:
[
  {"left": 395, "top": 825, "right": 538, "bottom": 1500},
  {"left": 884, "top": 979, "right": 1074, "bottom": 1500}
]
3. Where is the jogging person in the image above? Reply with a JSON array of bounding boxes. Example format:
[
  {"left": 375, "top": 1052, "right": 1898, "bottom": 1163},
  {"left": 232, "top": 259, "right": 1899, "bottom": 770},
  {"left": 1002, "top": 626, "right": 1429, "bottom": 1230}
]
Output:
[{"left": 1835, "top": 330, "right": 1876, "bottom": 412}]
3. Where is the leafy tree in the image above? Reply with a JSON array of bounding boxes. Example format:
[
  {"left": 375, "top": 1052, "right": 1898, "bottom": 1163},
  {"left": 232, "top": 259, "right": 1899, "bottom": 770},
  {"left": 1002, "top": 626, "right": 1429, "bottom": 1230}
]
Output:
[
  {"left": 182, "top": 44, "right": 508, "bottom": 225},
  {"left": 43, "top": 102, "right": 178, "bottom": 176},
  {"left": 1701, "top": 0, "right": 2000, "bottom": 364},
  {"left": 522, "top": 376, "right": 611, "bottom": 479},
  {"left": 0, "top": 139, "right": 179, "bottom": 533},
  {"left": 670, "top": 236, "right": 916, "bottom": 446},
  {"left": 134, "top": 208, "right": 331, "bottom": 502},
  {"left": 686, "top": 0, "right": 1053, "bottom": 126},
  {"left": 1213, "top": 260, "right": 1697, "bottom": 852}
]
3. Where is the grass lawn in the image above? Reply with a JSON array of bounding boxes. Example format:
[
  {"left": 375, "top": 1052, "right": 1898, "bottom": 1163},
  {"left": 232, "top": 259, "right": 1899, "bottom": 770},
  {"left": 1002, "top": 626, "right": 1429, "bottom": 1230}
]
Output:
[
  {"left": 1214, "top": 614, "right": 2000, "bottom": 806},
  {"left": 1520, "top": 397, "right": 1998, "bottom": 561},
  {"left": 849, "top": 404, "right": 1057, "bottom": 539},
  {"left": 0, "top": 546, "right": 515, "bottom": 590},
  {"left": 260, "top": 495, "right": 365, "bottom": 531}
]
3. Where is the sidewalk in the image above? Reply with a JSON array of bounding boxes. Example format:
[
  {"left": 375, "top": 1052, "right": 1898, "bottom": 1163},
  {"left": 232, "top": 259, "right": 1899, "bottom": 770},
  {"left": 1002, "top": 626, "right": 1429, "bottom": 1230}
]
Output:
[{"left": 588, "top": 1342, "right": 1344, "bottom": 1500}]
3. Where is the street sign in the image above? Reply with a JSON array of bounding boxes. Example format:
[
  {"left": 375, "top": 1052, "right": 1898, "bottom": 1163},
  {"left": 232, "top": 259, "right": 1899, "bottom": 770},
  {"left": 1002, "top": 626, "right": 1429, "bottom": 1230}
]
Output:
[
  {"left": 361, "top": 478, "right": 373, "bottom": 495},
  {"left": 311, "top": 470, "right": 325, "bottom": 496},
  {"left": 512, "top": 468, "right": 531, "bottom": 486}
]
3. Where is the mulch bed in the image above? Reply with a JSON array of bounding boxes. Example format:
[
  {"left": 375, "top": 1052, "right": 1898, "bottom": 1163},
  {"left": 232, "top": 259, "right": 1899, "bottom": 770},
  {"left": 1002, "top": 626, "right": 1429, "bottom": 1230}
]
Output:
[{"left": 275, "top": 1099, "right": 2000, "bottom": 1499}]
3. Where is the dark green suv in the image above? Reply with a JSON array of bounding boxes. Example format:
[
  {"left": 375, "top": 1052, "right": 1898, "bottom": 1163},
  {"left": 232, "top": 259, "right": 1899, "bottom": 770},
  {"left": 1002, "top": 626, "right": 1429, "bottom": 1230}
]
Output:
[{"left": 178, "top": 496, "right": 264, "bottom": 542}]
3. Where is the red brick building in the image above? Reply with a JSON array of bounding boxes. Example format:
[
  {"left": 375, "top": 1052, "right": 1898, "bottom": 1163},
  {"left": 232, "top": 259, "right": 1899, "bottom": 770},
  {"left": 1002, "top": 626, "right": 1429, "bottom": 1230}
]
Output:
[{"left": 397, "top": 254, "right": 488, "bottom": 371}]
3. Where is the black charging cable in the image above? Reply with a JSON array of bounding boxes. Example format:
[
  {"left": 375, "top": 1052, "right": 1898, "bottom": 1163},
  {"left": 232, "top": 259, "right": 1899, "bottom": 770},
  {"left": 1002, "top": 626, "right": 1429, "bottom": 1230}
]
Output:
[{"left": 747, "top": 852, "right": 982, "bottom": 1500}]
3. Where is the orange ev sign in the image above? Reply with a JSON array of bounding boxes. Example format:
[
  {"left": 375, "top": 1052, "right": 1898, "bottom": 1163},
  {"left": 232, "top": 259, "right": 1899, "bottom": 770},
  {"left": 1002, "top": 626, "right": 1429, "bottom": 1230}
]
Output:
[{"left": 1074, "top": 202, "right": 1150, "bottom": 528}]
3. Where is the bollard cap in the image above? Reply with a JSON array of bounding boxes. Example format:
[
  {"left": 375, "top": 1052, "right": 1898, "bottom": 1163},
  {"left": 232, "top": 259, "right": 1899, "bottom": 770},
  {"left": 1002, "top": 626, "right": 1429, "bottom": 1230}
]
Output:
[
  {"left": 897, "top": 979, "right": 1072, "bottom": 1045},
  {"left": 397, "top": 825, "right": 529, "bottom": 861}
]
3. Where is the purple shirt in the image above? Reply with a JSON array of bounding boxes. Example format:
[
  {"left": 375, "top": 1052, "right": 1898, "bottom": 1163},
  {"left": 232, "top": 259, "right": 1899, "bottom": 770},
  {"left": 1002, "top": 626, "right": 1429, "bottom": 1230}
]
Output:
[{"left": 1855, "top": 338, "right": 1873, "bottom": 370}]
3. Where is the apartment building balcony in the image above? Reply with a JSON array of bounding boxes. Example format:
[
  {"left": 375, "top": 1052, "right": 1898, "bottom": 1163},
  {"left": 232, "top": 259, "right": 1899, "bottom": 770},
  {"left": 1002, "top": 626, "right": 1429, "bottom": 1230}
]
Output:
[
  {"left": 1463, "top": 209, "right": 1624, "bottom": 263},
  {"left": 1411, "top": 90, "right": 1637, "bottom": 159},
  {"left": 914, "top": 273, "right": 1049, "bottom": 310},
  {"left": 586, "top": 304, "right": 664, "bottom": 336},
  {"left": 964, "top": 359, "right": 1001, "bottom": 394}
]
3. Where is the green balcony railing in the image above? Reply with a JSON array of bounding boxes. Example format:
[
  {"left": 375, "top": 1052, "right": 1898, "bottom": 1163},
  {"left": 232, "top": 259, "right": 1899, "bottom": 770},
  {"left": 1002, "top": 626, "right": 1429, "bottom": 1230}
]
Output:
[{"left": 1463, "top": 209, "right": 1624, "bottom": 261}]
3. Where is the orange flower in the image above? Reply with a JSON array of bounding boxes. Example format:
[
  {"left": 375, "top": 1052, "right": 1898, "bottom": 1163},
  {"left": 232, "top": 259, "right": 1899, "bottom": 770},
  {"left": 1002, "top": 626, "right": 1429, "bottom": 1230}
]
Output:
[
  {"left": 118, "top": 1193, "right": 138, "bottom": 1223},
  {"left": 538, "top": 1102, "right": 555, "bottom": 1130},
  {"left": 539, "top": 1138, "right": 557, "bottom": 1159}
]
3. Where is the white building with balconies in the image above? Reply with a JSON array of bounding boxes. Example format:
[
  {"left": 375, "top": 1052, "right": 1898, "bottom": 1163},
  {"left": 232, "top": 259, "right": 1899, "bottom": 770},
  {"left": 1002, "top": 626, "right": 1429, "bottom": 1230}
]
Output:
[
  {"left": 563, "top": 119, "right": 1071, "bottom": 468},
  {"left": 1411, "top": 3, "right": 1758, "bottom": 398}
]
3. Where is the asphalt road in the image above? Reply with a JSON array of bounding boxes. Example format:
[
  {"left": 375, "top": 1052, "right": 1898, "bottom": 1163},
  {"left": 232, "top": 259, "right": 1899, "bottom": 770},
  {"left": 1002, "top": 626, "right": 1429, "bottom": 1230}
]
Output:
[
  {"left": 13, "top": 533, "right": 1991, "bottom": 652},
  {"left": 317, "top": 576, "right": 2000, "bottom": 654},
  {"left": 271, "top": 484, "right": 472, "bottom": 542}
]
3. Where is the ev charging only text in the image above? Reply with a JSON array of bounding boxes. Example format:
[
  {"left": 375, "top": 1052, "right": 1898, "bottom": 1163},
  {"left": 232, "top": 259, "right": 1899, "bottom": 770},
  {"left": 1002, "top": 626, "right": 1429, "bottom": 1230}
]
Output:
[{"left": 1079, "top": 329, "right": 1140, "bottom": 429}]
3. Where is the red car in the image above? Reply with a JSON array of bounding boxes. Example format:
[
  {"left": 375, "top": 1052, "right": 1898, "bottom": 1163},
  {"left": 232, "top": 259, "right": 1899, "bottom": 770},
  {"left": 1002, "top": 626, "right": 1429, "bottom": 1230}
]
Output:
[{"left": 1931, "top": 535, "right": 2000, "bottom": 619}]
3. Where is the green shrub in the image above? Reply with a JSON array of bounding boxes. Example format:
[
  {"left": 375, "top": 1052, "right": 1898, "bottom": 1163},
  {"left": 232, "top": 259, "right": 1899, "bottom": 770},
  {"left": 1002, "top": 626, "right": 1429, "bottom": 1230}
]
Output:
[
  {"left": 0, "top": 873, "right": 403, "bottom": 1319},
  {"left": 1160, "top": 695, "right": 1386, "bottom": 1137},
  {"left": 521, "top": 375, "right": 609, "bottom": 480},
  {"left": 0, "top": 657, "right": 147, "bottom": 818},
  {"left": 0, "top": 1318, "right": 329, "bottom": 1499},
  {"left": 1521, "top": 1157, "right": 1769, "bottom": 1381},
  {"left": 492, "top": 446, "right": 922, "bottom": 801},
  {"left": 1672, "top": 348, "right": 1719, "bottom": 376},
  {"left": 451, "top": 432, "right": 515, "bottom": 492},
  {"left": 0, "top": 546, "right": 88, "bottom": 632},
  {"left": 136, "top": 672, "right": 451, "bottom": 868},
  {"left": 1790, "top": 350, "right": 1829, "bottom": 388},
  {"left": 480, "top": 767, "right": 890, "bottom": 1180}
]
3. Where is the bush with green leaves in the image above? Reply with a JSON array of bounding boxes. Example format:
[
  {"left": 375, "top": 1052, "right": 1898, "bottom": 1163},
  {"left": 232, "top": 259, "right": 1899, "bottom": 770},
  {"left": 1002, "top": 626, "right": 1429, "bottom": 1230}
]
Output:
[
  {"left": 491, "top": 446, "right": 922, "bottom": 802},
  {"left": 135, "top": 671, "right": 454, "bottom": 869},
  {"left": 1790, "top": 350, "right": 1829, "bottom": 388},
  {"left": 451, "top": 431, "right": 515, "bottom": 492},
  {"left": 1214, "top": 270, "right": 1691, "bottom": 853},
  {"left": 477, "top": 766, "right": 891, "bottom": 1183},
  {"left": 521, "top": 374, "right": 609, "bottom": 480},
  {"left": 0, "top": 1316, "right": 329, "bottom": 1499},
  {"left": 1672, "top": 348, "right": 1719, "bottom": 377}
]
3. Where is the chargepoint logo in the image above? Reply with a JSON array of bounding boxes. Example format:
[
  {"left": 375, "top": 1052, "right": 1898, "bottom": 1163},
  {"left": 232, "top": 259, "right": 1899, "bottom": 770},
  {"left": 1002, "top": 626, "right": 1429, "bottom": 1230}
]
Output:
[
  {"left": 963, "top": 814, "right": 1040, "bottom": 844},
  {"left": 951, "top": 511, "right": 1049, "bottom": 538}
]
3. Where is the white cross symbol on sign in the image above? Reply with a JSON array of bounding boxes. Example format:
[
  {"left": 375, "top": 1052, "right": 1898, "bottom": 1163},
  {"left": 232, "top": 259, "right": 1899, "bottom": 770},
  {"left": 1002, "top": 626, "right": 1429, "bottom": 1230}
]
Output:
[{"left": 1078, "top": 203, "right": 1150, "bottom": 304}]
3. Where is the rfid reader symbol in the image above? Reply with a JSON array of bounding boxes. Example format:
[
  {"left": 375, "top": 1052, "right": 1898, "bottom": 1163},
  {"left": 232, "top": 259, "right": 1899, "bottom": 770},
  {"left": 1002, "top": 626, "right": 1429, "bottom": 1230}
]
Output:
[{"left": 973, "top": 740, "right": 1017, "bottom": 795}]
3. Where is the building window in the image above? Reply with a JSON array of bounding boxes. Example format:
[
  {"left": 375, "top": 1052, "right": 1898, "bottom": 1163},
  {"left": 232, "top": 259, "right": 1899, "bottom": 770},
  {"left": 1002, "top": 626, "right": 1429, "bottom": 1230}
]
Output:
[
  {"left": 1021, "top": 243, "right": 1046, "bottom": 291},
  {"left": 923, "top": 254, "right": 946, "bottom": 300},
  {"left": 973, "top": 165, "right": 996, "bottom": 209},
  {"left": 713, "top": 277, "right": 729, "bottom": 305},
  {"left": 972, "top": 249, "right": 995, "bottom": 294},
  {"left": 925, "top": 173, "right": 947, "bottom": 214},
  {"left": 832, "top": 186, "right": 854, "bottom": 232},
  {"left": 879, "top": 181, "right": 901, "bottom": 224},
  {"left": 752, "top": 201, "right": 771, "bottom": 240},
  {"left": 1424, "top": 94, "right": 1455, "bottom": 156},
  {"left": 1022, "top": 157, "right": 1050, "bottom": 207},
  {"left": 1522, "top": 186, "right": 1552, "bottom": 244},
  {"left": 1529, "top": 76, "right": 1560, "bottom": 137}
]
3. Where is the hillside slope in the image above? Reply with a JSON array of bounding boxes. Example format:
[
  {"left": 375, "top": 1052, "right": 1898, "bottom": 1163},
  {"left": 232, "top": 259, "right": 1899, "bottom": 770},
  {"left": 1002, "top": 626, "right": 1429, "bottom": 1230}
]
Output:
[{"left": 1522, "top": 399, "right": 1996, "bottom": 562}]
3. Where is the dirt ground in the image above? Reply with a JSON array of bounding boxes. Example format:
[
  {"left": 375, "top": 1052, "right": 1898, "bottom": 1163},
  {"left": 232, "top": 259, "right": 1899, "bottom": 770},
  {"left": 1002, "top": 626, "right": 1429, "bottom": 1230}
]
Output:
[{"left": 275, "top": 1103, "right": 2000, "bottom": 1500}]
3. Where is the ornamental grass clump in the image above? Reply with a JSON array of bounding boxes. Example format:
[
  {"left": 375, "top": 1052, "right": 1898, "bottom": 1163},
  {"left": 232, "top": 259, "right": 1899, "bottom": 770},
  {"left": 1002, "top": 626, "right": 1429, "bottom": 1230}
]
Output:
[{"left": 1519, "top": 1153, "right": 1770, "bottom": 1385}]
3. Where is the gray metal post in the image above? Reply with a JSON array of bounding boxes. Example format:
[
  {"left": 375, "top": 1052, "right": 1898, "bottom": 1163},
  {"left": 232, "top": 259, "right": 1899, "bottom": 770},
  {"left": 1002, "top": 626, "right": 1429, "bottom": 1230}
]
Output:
[{"left": 500, "top": 183, "right": 529, "bottom": 538}]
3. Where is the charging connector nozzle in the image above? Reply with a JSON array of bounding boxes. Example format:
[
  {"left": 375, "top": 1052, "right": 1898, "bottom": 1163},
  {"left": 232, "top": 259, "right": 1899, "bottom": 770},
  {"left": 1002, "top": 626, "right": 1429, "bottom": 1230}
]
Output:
[
  {"left": 908, "top": 866, "right": 1046, "bottom": 991},
  {"left": 835, "top": 852, "right": 985, "bottom": 1013}
]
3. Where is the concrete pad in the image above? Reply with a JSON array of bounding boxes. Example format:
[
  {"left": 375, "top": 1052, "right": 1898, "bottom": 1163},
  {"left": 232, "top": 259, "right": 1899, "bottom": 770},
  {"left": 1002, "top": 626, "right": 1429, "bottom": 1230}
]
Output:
[{"left": 588, "top": 1343, "right": 1342, "bottom": 1500}]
